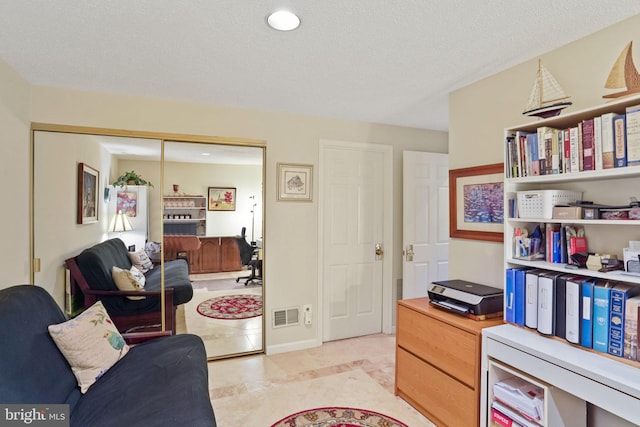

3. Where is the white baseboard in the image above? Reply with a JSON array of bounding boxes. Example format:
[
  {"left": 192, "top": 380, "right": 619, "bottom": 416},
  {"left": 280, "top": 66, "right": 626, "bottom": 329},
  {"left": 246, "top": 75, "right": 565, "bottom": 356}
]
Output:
[{"left": 266, "top": 337, "right": 322, "bottom": 355}]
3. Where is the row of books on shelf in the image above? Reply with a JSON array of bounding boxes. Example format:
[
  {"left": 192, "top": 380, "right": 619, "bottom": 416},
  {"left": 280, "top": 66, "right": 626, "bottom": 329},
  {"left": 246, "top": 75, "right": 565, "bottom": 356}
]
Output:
[
  {"left": 505, "top": 103, "right": 640, "bottom": 178},
  {"left": 505, "top": 267, "right": 640, "bottom": 360}
]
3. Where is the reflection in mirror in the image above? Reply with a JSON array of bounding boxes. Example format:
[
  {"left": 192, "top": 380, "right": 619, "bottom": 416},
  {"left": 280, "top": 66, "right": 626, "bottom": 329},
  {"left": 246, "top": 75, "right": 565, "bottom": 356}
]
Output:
[
  {"left": 32, "top": 131, "right": 162, "bottom": 312},
  {"left": 163, "top": 141, "right": 264, "bottom": 359}
]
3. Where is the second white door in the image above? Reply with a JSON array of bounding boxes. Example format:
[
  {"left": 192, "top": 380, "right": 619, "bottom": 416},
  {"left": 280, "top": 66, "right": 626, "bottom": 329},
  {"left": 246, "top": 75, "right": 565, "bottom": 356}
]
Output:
[{"left": 402, "top": 151, "right": 449, "bottom": 299}]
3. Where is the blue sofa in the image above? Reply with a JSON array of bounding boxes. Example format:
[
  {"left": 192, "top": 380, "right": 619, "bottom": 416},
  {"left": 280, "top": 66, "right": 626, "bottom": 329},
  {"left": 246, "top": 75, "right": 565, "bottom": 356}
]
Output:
[
  {"left": 66, "top": 238, "right": 193, "bottom": 333},
  {"left": 0, "top": 285, "right": 216, "bottom": 427}
]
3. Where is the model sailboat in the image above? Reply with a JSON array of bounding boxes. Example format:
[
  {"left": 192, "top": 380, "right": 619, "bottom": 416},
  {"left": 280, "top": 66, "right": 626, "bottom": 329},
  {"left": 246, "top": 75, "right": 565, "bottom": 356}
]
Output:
[
  {"left": 603, "top": 41, "right": 640, "bottom": 99},
  {"left": 523, "top": 59, "right": 572, "bottom": 118}
]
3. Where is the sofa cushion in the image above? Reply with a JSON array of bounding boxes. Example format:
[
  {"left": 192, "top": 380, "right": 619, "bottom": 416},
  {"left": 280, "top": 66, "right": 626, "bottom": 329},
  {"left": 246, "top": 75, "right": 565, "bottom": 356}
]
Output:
[
  {"left": 70, "top": 334, "right": 216, "bottom": 427},
  {"left": 48, "top": 301, "right": 130, "bottom": 393},
  {"left": 0, "top": 285, "right": 80, "bottom": 406},
  {"left": 128, "top": 249, "right": 154, "bottom": 273},
  {"left": 112, "top": 265, "right": 146, "bottom": 300},
  {"left": 144, "top": 258, "right": 193, "bottom": 305},
  {"left": 76, "top": 238, "right": 132, "bottom": 292}
]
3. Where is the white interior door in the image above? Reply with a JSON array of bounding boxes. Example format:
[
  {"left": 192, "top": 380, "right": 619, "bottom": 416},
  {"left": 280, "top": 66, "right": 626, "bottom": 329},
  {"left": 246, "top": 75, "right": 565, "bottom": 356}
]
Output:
[
  {"left": 321, "top": 140, "right": 392, "bottom": 341},
  {"left": 402, "top": 151, "right": 449, "bottom": 299}
]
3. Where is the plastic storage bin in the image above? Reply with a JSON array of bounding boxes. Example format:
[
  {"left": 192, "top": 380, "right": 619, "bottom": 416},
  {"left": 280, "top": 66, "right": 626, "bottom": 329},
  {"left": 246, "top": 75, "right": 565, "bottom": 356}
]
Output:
[{"left": 517, "top": 190, "right": 582, "bottom": 219}]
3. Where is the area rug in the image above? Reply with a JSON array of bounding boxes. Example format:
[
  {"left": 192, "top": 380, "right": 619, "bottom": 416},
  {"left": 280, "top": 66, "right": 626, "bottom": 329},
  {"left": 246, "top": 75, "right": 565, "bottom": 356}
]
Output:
[
  {"left": 270, "top": 407, "right": 409, "bottom": 427},
  {"left": 197, "top": 294, "right": 262, "bottom": 320}
]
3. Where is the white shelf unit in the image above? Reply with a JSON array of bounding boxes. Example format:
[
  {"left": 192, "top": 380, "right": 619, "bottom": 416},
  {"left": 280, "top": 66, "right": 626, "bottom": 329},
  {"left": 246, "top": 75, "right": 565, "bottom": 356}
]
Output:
[
  {"left": 504, "top": 94, "right": 640, "bottom": 283},
  {"left": 481, "top": 324, "right": 640, "bottom": 426},
  {"left": 163, "top": 195, "right": 207, "bottom": 236},
  {"left": 485, "top": 96, "right": 640, "bottom": 427}
]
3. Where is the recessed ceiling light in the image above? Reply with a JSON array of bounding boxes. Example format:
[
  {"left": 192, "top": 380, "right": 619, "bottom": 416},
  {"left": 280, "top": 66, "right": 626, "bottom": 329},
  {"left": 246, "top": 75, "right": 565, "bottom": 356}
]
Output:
[
  {"left": 201, "top": 152, "right": 210, "bottom": 156},
  {"left": 266, "top": 10, "right": 300, "bottom": 31}
]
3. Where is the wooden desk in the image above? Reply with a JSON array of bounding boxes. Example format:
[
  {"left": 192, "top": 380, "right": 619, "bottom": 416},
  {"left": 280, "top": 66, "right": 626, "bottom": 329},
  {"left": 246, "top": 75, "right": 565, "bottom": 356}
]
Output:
[
  {"left": 395, "top": 297, "right": 503, "bottom": 427},
  {"left": 164, "top": 236, "right": 240, "bottom": 273}
]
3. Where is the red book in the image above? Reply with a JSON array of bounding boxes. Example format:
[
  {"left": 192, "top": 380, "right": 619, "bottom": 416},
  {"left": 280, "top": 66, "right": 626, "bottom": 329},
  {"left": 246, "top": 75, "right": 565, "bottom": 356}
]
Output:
[
  {"left": 570, "top": 236, "right": 587, "bottom": 255},
  {"left": 582, "top": 119, "right": 595, "bottom": 170},
  {"left": 563, "top": 128, "right": 571, "bottom": 173}
]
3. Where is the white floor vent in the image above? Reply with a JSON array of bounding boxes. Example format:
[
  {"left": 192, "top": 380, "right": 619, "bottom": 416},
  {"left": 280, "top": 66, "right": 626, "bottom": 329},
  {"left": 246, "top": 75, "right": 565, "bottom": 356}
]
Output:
[{"left": 272, "top": 307, "right": 300, "bottom": 328}]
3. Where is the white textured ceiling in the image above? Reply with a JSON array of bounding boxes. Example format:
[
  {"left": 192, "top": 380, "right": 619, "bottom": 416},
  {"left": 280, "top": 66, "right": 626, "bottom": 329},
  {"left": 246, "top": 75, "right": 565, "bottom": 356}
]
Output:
[{"left": 2, "top": 1, "right": 640, "bottom": 131}]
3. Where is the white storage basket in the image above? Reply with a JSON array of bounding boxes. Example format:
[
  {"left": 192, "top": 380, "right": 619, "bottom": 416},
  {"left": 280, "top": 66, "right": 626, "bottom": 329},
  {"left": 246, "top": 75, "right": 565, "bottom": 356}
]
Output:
[{"left": 517, "top": 190, "right": 582, "bottom": 219}]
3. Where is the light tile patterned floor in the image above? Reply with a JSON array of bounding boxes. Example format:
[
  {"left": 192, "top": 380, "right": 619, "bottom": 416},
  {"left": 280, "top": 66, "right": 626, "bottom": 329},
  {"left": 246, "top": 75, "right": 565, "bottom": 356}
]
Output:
[{"left": 207, "top": 333, "right": 436, "bottom": 426}]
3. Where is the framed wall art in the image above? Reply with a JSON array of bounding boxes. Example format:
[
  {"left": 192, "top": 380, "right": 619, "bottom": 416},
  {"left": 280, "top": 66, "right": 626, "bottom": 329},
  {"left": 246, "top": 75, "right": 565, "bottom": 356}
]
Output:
[
  {"left": 77, "top": 162, "right": 99, "bottom": 224},
  {"left": 208, "top": 187, "right": 236, "bottom": 211},
  {"left": 117, "top": 190, "right": 138, "bottom": 217},
  {"left": 277, "top": 163, "right": 313, "bottom": 201},
  {"left": 449, "top": 163, "right": 504, "bottom": 242}
]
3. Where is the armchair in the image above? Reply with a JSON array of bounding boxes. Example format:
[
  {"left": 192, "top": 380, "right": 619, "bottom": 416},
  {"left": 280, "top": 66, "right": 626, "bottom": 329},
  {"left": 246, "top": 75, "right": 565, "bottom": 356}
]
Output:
[{"left": 235, "top": 227, "right": 262, "bottom": 286}]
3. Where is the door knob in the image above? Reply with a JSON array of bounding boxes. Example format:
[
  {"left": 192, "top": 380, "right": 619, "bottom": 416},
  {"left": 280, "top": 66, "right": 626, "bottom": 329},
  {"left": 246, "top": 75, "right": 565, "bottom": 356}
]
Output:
[
  {"left": 375, "top": 243, "right": 384, "bottom": 260},
  {"left": 405, "top": 245, "right": 414, "bottom": 262}
]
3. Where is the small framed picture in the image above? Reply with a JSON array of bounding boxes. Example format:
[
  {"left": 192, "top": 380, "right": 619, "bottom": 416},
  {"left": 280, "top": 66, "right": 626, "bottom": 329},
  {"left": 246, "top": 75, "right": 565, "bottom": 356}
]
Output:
[
  {"left": 208, "top": 187, "right": 236, "bottom": 211},
  {"left": 277, "top": 163, "right": 313, "bottom": 202},
  {"left": 77, "top": 162, "right": 99, "bottom": 224}
]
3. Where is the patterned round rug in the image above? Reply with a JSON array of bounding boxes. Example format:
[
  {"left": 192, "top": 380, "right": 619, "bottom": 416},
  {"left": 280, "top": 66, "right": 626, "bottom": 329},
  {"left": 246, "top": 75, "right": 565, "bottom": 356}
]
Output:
[
  {"left": 270, "top": 407, "right": 409, "bottom": 427},
  {"left": 196, "top": 294, "right": 262, "bottom": 320}
]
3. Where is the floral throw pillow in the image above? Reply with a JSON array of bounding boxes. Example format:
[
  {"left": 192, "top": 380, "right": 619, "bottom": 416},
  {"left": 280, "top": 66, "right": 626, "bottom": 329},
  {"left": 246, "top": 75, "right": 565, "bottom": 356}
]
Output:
[
  {"left": 112, "top": 265, "right": 146, "bottom": 300},
  {"left": 128, "top": 249, "right": 154, "bottom": 273},
  {"left": 48, "top": 301, "right": 130, "bottom": 393}
]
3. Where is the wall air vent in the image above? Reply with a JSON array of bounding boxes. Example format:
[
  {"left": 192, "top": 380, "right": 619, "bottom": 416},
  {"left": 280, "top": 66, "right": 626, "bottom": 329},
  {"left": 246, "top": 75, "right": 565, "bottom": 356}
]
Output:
[{"left": 272, "top": 307, "right": 300, "bottom": 328}]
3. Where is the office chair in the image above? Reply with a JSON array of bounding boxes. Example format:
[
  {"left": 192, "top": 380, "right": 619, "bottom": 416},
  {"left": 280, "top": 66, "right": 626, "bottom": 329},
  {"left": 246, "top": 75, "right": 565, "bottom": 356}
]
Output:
[{"left": 235, "top": 227, "right": 262, "bottom": 286}]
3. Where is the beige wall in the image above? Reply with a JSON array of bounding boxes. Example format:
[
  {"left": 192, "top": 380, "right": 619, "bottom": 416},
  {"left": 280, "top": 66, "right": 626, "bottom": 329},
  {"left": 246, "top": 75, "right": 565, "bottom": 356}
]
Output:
[
  {"left": 0, "top": 61, "right": 31, "bottom": 284},
  {"left": 0, "top": 78, "right": 447, "bottom": 353},
  {"left": 449, "top": 14, "right": 640, "bottom": 287}
]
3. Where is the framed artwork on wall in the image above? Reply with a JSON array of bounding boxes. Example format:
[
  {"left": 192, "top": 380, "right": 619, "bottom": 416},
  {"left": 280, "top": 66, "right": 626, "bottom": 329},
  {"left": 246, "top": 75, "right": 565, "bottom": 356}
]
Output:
[
  {"left": 208, "top": 187, "right": 236, "bottom": 211},
  {"left": 117, "top": 190, "right": 138, "bottom": 217},
  {"left": 77, "top": 162, "right": 99, "bottom": 224},
  {"left": 449, "top": 163, "right": 504, "bottom": 242},
  {"left": 277, "top": 163, "right": 313, "bottom": 201}
]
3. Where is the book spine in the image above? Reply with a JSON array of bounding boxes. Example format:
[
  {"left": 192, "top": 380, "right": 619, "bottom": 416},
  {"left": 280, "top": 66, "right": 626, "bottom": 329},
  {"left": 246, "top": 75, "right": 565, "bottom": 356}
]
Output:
[
  {"left": 515, "top": 269, "right": 527, "bottom": 326},
  {"left": 594, "top": 116, "right": 603, "bottom": 170},
  {"left": 505, "top": 268, "right": 516, "bottom": 323},
  {"left": 563, "top": 128, "right": 571, "bottom": 173},
  {"left": 626, "top": 105, "right": 640, "bottom": 165},
  {"left": 537, "top": 275, "right": 555, "bottom": 335},
  {"left": 623, "top": 297, "right": 640, "bottom": 360},
  {"left": 581, "top": 280, "right": 594, "bottom": 348},
  {"left": 525, "top": 272, "right": 538, "bottom": 329},
  {"left": 592, "top": 283, "right": 611, "bottom": 353},
  {"left": 582, "top": 119, "right": 595, "bottom": 171},
  {"left": 556, "top": 129, "right": 564, "bottom": 174},
  {"left": 601, "top": 112, "right": 615, "bottom": 169},
  {"left": 551, "top": 129, "right": 560, "bottom": 174},
  {"left": 613, "top": 114, "right": 627, "bottom": 168},
  {"left": 565, "top": 279, "right": 582, "bottom": 344},
  {"left": 554, "top": 275, "right": 567, "bottom": 339},
  {"left": 569, "top": 126, "right": 579, "bottom": 173},
  {"left": 609, "top": 287, "right": 628, "bottom": 356},
  {"left": 537, "top": 128, "right": 546, "bottom": 175},
  {"left": 578, "top": 121, "right": 584, "bottom": 171}
]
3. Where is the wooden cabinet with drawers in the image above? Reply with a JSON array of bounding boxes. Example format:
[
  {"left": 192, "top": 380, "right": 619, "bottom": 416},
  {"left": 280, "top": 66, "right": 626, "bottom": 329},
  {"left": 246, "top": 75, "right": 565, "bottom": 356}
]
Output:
[{"left": 395, "top": 298, "right": 502, "bottom": 427}]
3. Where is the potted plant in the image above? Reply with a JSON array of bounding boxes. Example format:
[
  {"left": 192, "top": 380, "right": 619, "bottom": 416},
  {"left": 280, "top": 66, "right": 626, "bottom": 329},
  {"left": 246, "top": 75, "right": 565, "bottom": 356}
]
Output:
[{"left": 112, "top": 170, "right": 154, "bottom": 188}]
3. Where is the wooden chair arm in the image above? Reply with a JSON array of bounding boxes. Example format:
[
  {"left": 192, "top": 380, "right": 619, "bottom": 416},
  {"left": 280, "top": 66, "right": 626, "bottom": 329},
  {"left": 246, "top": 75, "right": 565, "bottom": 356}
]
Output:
[{"left": 122, "top": 331, "right": 172, "bottom": 345}]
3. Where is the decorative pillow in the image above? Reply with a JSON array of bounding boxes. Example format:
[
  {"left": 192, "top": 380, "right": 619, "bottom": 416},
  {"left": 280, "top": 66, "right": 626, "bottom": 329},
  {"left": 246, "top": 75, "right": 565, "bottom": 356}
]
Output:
[
  {"left": 48, "top": 301, "right": 130, "bottom": 393},
  {"left": 112, "top": 265, "right": 146, "bottom": 300},
  {"left": 128, "top": 249, "right": 154, "bottom": 273}
]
